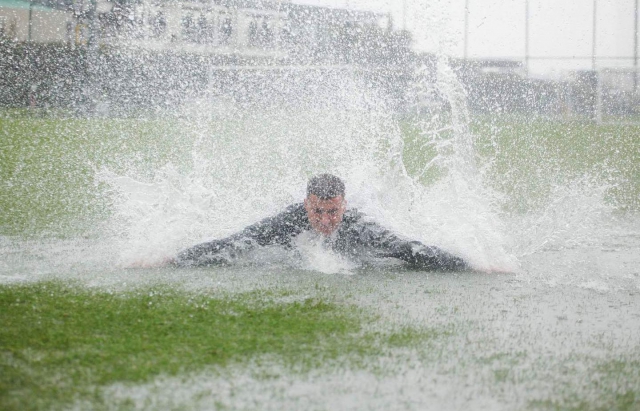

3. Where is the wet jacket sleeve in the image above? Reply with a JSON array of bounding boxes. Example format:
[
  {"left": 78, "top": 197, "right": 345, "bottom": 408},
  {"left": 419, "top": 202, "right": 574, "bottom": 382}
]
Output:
[
  {"left": 390, "top": 241, "right": 470, "bottom": 271},
  {"left": 174, "top": 208, "right": 303, "bottom": 267},
  {"left": 352, "top": 220, "right": 470, "bottom": 271}
]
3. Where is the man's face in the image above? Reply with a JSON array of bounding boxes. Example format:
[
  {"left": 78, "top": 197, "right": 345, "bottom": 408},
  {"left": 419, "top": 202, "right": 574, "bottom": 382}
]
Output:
[{"left": 304, "top": 194, "right": 346, "bottom": 236}]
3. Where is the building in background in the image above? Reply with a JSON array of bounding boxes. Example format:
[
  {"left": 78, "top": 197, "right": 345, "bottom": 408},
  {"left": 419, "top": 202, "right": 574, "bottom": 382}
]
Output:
[
  {"left": 0, "top": 0, "right": 75, "bottom": 42},
  {"left": 95, "top": 0, "right": 287, "bottom": 58},
  {"left": 1, "top": 0, "right": 410, "bottom": 64},
  {"left": 0, "top": 0, "right": 413, "bottom": 112},
  {"left": 91, "top": 0, "right": 405, "bottom": 63}
]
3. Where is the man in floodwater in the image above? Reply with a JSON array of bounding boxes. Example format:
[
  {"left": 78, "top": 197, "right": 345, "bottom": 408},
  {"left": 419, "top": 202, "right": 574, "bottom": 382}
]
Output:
[{"left": 174, "top": 174, "right": 469, "bottom": 271}]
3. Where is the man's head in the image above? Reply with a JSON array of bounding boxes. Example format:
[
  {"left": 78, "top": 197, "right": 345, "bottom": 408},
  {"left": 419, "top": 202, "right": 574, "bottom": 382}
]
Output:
[{"left": 304, "top": 174, "right": 346, "bottom": 236}]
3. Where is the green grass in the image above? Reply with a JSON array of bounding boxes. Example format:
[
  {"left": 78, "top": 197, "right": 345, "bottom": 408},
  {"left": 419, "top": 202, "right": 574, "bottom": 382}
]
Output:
[
  {"left": 0, "top": 282, "right": 442, "bottom": 411},
  {"left": 2, "top": 112, "right": 639, "bottom": 236},
  {"left": 530, "top": 392, "right": 638, "bottom": 411},
  {"left": 0, "top": 116, "right": 192, "bottom": 236},
  {"left": 522, "top": 356, "right": 640, "bottom": 410},
  {"left": 529, "top": 391, "right": 640, "bottom": 411},
  {"left": 472, "top": 117, "right": 640, "bottom": 212},
  {"left": 401, "top": 115, "right": 640, "bottom": 213}
]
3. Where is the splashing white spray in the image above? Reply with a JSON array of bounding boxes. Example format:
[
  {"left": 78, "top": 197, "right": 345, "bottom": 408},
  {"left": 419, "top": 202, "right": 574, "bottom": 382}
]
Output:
[{"left": 99, "top": 64, "right": 518, "bottom": 273}]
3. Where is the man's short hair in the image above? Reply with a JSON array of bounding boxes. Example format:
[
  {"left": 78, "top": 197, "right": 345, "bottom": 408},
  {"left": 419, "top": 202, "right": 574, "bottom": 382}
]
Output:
[{"left": 307, "top": 174, "right": 345, "bottom": 199}]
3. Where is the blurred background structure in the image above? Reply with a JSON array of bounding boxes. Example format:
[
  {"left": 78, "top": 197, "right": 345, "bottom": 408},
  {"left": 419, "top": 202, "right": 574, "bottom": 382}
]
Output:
[{"left": 0, "top": 0, "right": 638, "bottom": 122}]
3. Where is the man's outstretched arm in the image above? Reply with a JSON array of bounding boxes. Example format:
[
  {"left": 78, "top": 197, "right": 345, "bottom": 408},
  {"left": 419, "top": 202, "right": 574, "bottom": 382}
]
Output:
[
  {"left": 173, "top": 237, "right": 245, "bottom": 267},
  {"left": 173, "top": 205, "right": 306, "bottom": 267},
  {"left": 390, "top": 241, "right": 470, "bottom": 271},
  {"left": 352, "top": 220, "right": 470, "bottom": 271}
]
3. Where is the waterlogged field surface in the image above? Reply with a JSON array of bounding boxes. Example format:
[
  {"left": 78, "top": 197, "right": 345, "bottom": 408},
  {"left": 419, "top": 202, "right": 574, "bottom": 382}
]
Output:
[
  {"left": 1, "top": 110, "right": 640, "bottom": 410},
  {"left": 2, "top": 270, "right": 639, "bottom": 411}
]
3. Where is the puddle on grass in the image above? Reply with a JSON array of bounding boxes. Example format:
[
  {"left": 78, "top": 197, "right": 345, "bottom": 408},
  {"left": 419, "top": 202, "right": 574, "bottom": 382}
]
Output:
[
  {"left": 3, "top": 3, "right": 640, "bottom": 410},
  {"left": 69, "top": 272, "right": 640, "bottom": 411}
]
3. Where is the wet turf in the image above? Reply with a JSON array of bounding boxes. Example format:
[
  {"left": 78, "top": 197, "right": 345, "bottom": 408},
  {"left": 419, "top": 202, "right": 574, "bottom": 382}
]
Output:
[{"left": 0, "top": 281, "right": 444, "bottom": 411}]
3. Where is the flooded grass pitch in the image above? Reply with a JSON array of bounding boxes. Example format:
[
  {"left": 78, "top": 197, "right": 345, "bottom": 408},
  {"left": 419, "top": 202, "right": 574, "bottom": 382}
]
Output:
[
  {"left": 1, "top": 86, "right": 639, "bottom": 409},
  {"left": 1, "top": 280, "right": 425, "bottom": 411},
  {"left": 1, "top": 268, "right": 638, "bottom": 411}
]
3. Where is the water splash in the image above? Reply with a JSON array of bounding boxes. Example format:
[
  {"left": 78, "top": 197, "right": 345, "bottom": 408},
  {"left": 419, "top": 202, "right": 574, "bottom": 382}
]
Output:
[
  {"left": 97, "top": 61, "right": 520, "bottom": 274},
  {"left": 99, "top": 71, "right": 400, "bottom": 269}
]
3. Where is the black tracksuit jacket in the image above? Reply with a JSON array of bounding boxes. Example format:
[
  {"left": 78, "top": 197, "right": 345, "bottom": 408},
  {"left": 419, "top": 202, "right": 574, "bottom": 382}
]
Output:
[{"left": 175, "top": 203, "right": 469, "bottom": 271}]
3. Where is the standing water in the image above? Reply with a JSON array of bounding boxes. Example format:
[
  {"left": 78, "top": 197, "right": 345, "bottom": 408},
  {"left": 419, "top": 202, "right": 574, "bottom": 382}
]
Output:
[{"left": 1, "top": 1, "right": 639, "bottom": 410}]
